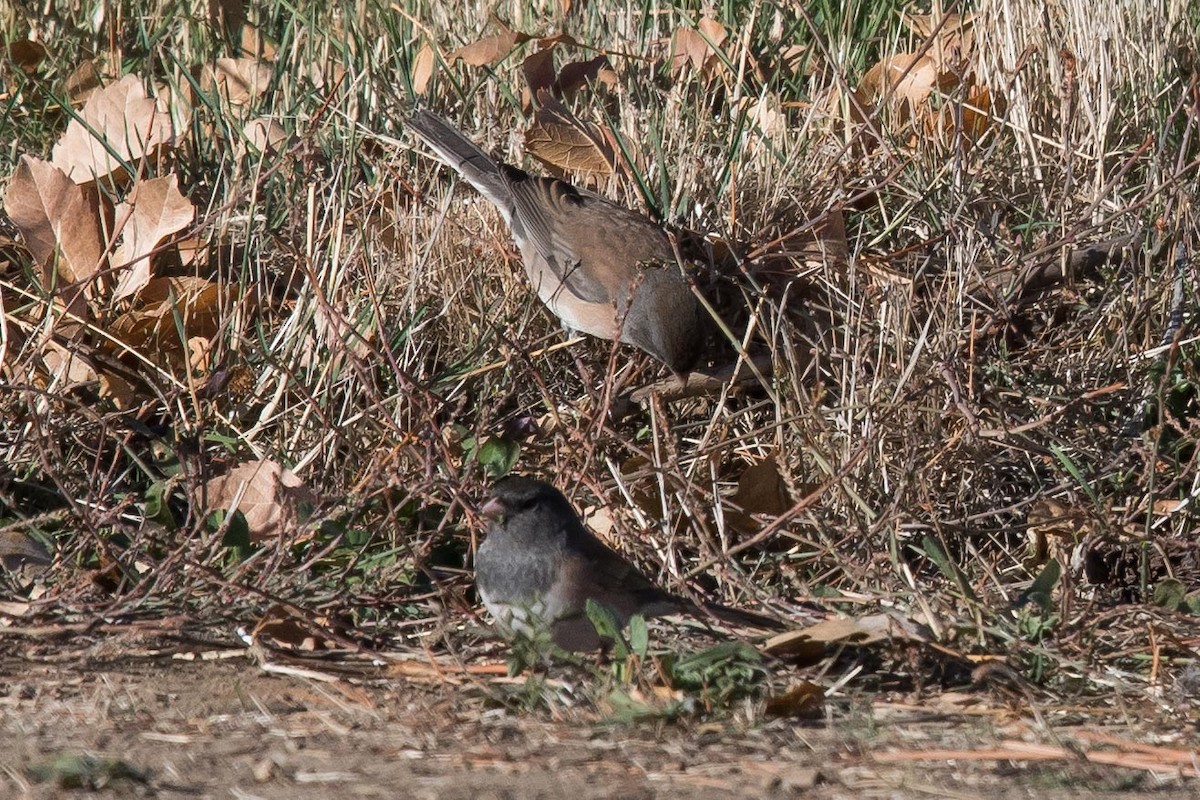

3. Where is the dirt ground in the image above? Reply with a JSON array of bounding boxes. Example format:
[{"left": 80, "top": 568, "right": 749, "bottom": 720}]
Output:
[{"left": 1, "top": 647, "right": 1196, "bottom": 800}]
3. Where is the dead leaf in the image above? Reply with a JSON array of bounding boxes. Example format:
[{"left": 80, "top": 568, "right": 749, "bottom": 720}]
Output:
[
  {"left": 764, "top": 682, "right": 825, "bottom": 718},
  {"left": 97, "top": 367, "right": 137, "bottom": 408},
  {"left": 773, "top": 208, "right": 851, "bottom": 272},
  {"left": 670, "top": 17, "right": 727, "bottom": 78},
  {"left": 110, "top": 276, "right": 232, "bottom": 373},
  {"left": 8, "top": 40, "right": 47, "bottom": 74},
  {"left": 252, "top": 603, "right": 336, "bottom": 652},
  {"left": 112, "top": 175, "right": 195, "bottom": 300},
  {"left": 904, "top": 11, "right": 975, "bottom": 67},
  {"left": 204, "top": 459, "right": 314, "bottom": 541},
  {"left": 0, "top": 530, "right": 53, "bottom": 573},
  {"left": 764, "top": 612, "right": 929, "bottom": 657},
  {"left": 238, "top": 23, "right": 277, "bottom": 60},
  {"left": 521, "top": 47, "right": 557, "bottom": 111},
  {"left": 411, "top": 42, "right": 436, "bottom": 95},
  {"left": 524, "top": 91, "right": 615, "bottom": 177},
  {"left": 447, "top": 19, "right": 530, "bottom": 67},
  {"left": 241, "top": 116, "right": 288, "bottom": 155},
  {"left": 734, "top": 94, "right": 786, "bottom": 155},
  {"left": 201, "top": 57, "right": 272, "bottom": 107},
  {"left": 537, "top": 33, "right": 580, "bottom": 48},
  {"left": 4, "top": 155, "right": 104, "bottom": 291},
  {"left": 208, "top": 0, "right": 246, "bottom": 37},
  {"left": 732, "top": 455, "right": 791, "bottom": 516},
  {"left": 51, "top": 74, "right": 175, "bottom": 184},
  {"left": 1026, "top": 498, "right": 1093, "bottom": 563},
  {"left": 42, "top": 339, "right": 98, "bottom": 386},
  {"left": 581, "top": 505, "right": 616, "bottom": 538},
  {"left": 555, "top": 55, "right": 616, "bottom": 97},
  {"left": 64, "top": 60, "right": 102, "bottom": 105},
  {"left": 857, "top": 47, "right": 991, "bottom": 144},
  {"left": 858, "top": 53, "right": 944, "bottom": 116}
]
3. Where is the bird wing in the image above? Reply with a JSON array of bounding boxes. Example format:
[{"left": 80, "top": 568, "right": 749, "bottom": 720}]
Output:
[
  {"left": 505, "top": 171, "right": 676, "bottom": 307},
  {"left": 561, "top": 526, "right": 683, "bottom": 620}
]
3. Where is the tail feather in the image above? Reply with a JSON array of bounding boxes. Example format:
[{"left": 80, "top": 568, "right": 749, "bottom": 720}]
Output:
[
  {"left": 697, "top": 600, "right": 784, "bottom": 632},
  {"left": 407, "top": 110, "right": 512, "bottom": 220}
]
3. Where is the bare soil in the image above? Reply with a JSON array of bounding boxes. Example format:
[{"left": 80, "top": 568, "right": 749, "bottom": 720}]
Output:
[{"left": 2, "top": 650, "right": 1194, "bottom": 799}]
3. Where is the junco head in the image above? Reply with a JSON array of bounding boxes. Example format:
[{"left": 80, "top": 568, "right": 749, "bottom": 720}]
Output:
[
  {"left": 474, "top": 476, "right": 778, "bottom": 651},
  {"left": 408, "top": 110, "right": 704, "bottom": 378}
]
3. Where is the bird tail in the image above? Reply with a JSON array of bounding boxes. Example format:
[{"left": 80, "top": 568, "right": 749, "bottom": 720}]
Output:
[
  {"left": 697, "top": 601, "right": 784, "bottom": 632},
  {"left": 407, "top": 110, "right": 511, "bottom": 217}
]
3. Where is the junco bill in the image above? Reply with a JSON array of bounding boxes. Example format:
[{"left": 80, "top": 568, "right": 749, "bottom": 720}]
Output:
[
  {"left": 474, "top": 476, "right": 779, "bottom": 651},
  {"left": 407, "top": 109, "right": 704, "bottom": 377}
]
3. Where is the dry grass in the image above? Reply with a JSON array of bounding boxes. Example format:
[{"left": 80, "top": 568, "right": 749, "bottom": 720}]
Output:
[{"left": 1, "top": 0, "right": 1199, "bottom": 729}]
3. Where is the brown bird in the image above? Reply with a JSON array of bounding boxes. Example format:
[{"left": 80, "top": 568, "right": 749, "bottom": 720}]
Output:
[
  {"left": 475, "top": 476, "right": 779, "bottom": 651},
  {"left": 408, "top": 110, "right": 704, "bottom": 376}
]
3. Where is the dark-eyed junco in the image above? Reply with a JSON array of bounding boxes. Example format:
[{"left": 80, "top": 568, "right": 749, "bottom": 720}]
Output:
[
  {"left": 474, "top": 476, "right": 779, "bottom": 651},
  {"left": 408, "top": 110, "right": 704, "bottom": 377}
]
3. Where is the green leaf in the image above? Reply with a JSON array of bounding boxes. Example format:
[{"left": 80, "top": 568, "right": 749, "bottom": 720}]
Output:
[
  {"left": 628, "top": 613, "right": 649, "bottom": 657},
  {"left": 585, "top": 599, "right": 628, "bottom": 659},
  {"left": 476, "top": 436, "right": 519, "bottom": 476},
  {"left": 1183, "top": 592, "right": 1200, "bottom": 615},
  {"left": 1022, "top": 559, "right": 1061, "bottom": 612},
  {"left": 920, "top": 535, "right": 979, "bottom": 602},
  {"left": 1152, "top": 578, "right": 1188, "bottom": 610},
  {"left": 1049, "top": 444, "right": 1101, "bottom": 507},
  {"left": 143, "top": 480, "right": 176, "bottom": 529}
]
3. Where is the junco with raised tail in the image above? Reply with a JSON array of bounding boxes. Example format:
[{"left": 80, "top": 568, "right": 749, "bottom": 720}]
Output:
[
  {"left": 474, "top": 476, "right": 780, "bottom": 651},
  {"left": 408, "top": 109, "right": 704, "bottom": 378}
]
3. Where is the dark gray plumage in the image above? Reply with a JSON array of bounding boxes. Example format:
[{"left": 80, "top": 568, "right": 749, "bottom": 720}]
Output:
[{"left": 474, "top": 476, "right": 778, "bottom": 651}]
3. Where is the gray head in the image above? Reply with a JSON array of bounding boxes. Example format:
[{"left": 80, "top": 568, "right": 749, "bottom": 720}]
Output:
[{"left": 480, "top": 477, "right": 580, "bottom": 544}]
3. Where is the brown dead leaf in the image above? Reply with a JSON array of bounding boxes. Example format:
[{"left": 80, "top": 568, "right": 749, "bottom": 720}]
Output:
[
  {"left": 732, "top": 455, "right": 791, "bottom": 516},
  {"left": 208, "top": 0, "right": 246, "bottom": 37},
  {"left": 201, "top": 57, "right": 272, "bottom": 107},
  {"left": 8, "top": 40, "right": 47, "bottom": 74},
  {"left": 42, "top": 339, "right": 99, "bottom": 387},
  {"left": 5, "top": 155, "right": 104, "bottom": 290},
  {"left": 0, "top": 530, "right": 52, "bottom": 584},
  {"left": 521, "top": 47, "right": 557, "bottom": 111},
  {"left": 204, "top": 459, "right": 314, "bottom": 541},
  {"left": 857, "top": 48, "right": 992, "bottom": 144},
  {"left": 670, "top": 17, "right": 727, "bottom": 78},
  {"left": 110, "top": 276, "right": 232, "bottom": 373},
  {"left": 904, "top": 11, "right": 975, "bottom": 68},
  {"left": 64, "top": 60, "right": 102, "bottom": 105},
  {"left": 726, "top": 454, "right": 792, "bottom": 535},
  {"left": 953, "top": 83, "right": 996, "bottom": 142},
  {"left": 858, "top": 53, "right": 945, "bottom": 116},
  {"left": 763, "top": 612, "right": 929, "bottom": 657},
  {"left": 97, "top": 367, "right": 137, "bottom": 408},
  {"left": 783, "top": 208, "right": 851, "bottom": 271},
  {"left": 524, "top": 91, "right": 615, "bottom": 177},
  {"left": 239, "top": 23, "right": 277, "bottom": 60},
  {"left": 734, "top": 94, "right": 786, "bottom": 156},
  {"left": 764, "top": 682, "right": 825, "bottom": 719},
  {"left": 51, "top": 75, "right": 175, "bottom": 184},
  {"left": 411, "top": 42, "right": 436, "bottom": 95},
  {"left": 112, "top": 175, "right": 195, "bottom": 300},
  {"left": 252, "top": 603, "right": 336, "bottom": 652},
  {"left": 1026, "top": 498, "right": 1093, "bottom": 563},
  {"left": 537, "top": 33, "right": 580, "bottom": 48},
  {"left": 581, "top": 505, "right": 616, "bottom": 538},
  {"left": 241, "top": 116, "right": 288, "bottom": 155},
  {"left": 556, "top": 55, "right": 617, "bottom": 97},
  {"left": 447, "top": 19, "right": 530, "bottom": 67}
]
